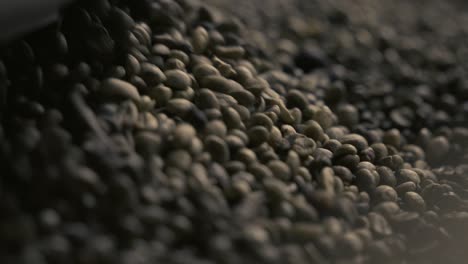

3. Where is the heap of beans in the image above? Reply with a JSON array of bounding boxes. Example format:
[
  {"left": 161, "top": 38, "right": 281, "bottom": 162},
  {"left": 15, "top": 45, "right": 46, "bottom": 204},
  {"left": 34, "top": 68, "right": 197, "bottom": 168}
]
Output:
[{"left": 1, "top": 0, "right": 468, "bottom": 263}]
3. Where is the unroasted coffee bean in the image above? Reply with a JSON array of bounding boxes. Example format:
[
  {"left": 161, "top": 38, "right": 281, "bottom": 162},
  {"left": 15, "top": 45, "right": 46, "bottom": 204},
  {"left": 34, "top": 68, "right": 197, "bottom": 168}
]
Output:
[
  {"left": 395, "top": 182, "right": 417, "bottom": 196},
  {"left": 197, "top": 89, "right": 219, "bottom": 110},
  {"left": 310, "top": 147, "right": 333, "bottom": 168},
  {"left": 166, "top": 98, "right": 193, "bottom": 115},
  {"left": 267, "top": 160, "right": 291, "bottom": 181},
  {"left": 323, "top": 139, "right": 341, "bottom": 153},
  {"left": 339, "top": 134, "right": 368, "bottom": 151},
  {"left": 336, "top": 232, "right": 363, "bottom": 257},
  {"left": 286, "top": 89, "right": 308, "bottom": 110},
  {"left": 382, "top": 129, "right": 401, "bottom": 148},
  {"left": 333, "top": 166, "right": 354, "bottom": 183},
  {"left": 201, "top": 75, "right": 243, "bottom": 93},
  {"left": 426, "top": 136, "right": 450, "bottom": 163},
  {"left": 192, "top": 26, "right": 210, "bottom": 53},
  {"left": 371, "top": 143, "right": 388, "bottom": 162},
  {"left": 248, "top": 126, "right": 270, "bottom": 146},
  {"left": 376, "top": 166, "right": 396, "bottom": 187},
  {"left": 373, "top": 185, "right": 398, "bottom": 204},
  {"left": 355, "top": 169, "right": 377, "bottom": 192},
  {"left": 334, "top": 154, "right": 360, "bottom": 171},
  {"left": 173, "top": 123, "right": 197, "bottom": 148},
  {"left": 334, "top": 144, "right": 357, "bottom": 158},
  {"left": 140, "top": 63, "right": 166, "bottom": 86},
  {"left": 230, "top": 89, "right": 255, "bottom": 107},
  {"left": 248, "top": 163, "right": 273, "bottom": 180},
  {"left": 100, "top": 78, "right": 141, "bottom": 101},
  {"left": 205, "top": 120, "right": 228, "bottom": 137},
  {"left": 292, "top": 136, "right": 316, "bottom": 157},
  {"left": 317, "top": 167, "right": 335, "bottom": 192},
  {"left": 373, "top": 202, "right": 400, "bottom": 219},
  {"left": 288, "top": 223, "right": 324, "bottom": 243},
  {"left": 397, "top": 169, "right": 420, "bottom": 185},
  {"left": 205, "top": 135, "right": 230, "bottom": 164},
  {"left": 167, "top": 150, "right": 192, "bottom": 170},
  {"left": 2, "top": 0, "right": 468, "bottom": 263},
  {"left": 193, "top": 64, "right": 220, "bottom": 80},
  {"left": 313, "top": 106, "right": 335, "bottom": 129},
  {"left": 368, "top": 212, "right": 392, "bottom": 237},
  {"left": 403, "top": 192, "right": 426, "bottom": 212},
  {"left": 263, "top": 178, "right": 290, "bottom": 201},
  {"left": 148, "top": 84, "right": 172, "bottom": 106},
  {"left": 164, "top": 69, "right": 191, "bottom": 91},
  {"left": 214, "top": 45, "right": 245, "bottom": 59},
  {"left": 379, "top": 155, "right": 404, "bottom": 170},
  {"left": 165, "top": 58, "right": 186, "bottom": 70},
  {"left": 169, "top": 50, "right": 189, "bottom": 64},
  {"left": 250, "top": 113, "right": 274, "bottom": 131},
  {"left": 336, "top": 104, "right": 359, "bottom": 128}
]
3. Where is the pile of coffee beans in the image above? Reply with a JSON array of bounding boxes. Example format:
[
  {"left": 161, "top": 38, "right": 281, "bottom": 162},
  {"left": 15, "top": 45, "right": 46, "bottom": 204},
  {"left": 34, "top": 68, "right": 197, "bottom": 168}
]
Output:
[{"left": 1, "top": 0, "right": 468, "bottom": 263}]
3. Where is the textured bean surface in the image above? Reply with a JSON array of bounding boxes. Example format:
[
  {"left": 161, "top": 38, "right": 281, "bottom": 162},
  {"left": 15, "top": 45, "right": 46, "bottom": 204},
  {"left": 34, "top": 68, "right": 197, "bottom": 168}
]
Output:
[{"left": 1, "top": 0, "right": 468, "bottom": 264}]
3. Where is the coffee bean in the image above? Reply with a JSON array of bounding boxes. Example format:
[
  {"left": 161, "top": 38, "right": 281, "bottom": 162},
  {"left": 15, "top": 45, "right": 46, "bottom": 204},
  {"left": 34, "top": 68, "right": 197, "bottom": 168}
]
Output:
[
  {"left": 3, "top": 0, "right": 468, "bottom": 262},
  {"left": 368, "top": 212, "right": 392, "bottom": 237},
  {"left": 313, "top": 106, "right": 335, "bottom": 129},
  {"left": 201, "top": 75, "right": 243, "bottom": 94},
  {"left": 403, "top": 192, "right": 426, "bottom": 212},
  {"left": 263, "top": 178, "right": 290, "bottom": 201},
  {"left": 205, "top": 135, "right": 230, "bottom": 164},
  {"left": 382, "top": 129, "right": 401, "bottom": 148},
  {"left": 230, "top": 89, "right": 255, "bottom": 108},
  {"left": 148, "top": 84, "right": 173, "bottom": 106},
  {"left": 376, "top": 166, "right": 397, "bottom": 187},
  {"left": 125, "top": 54, "right": 141, "bottom": 76},
  {"left": 193, "top": 64, "right": 220, "bottom": 81},
  {"left": 167, "top": 149, "right": 192, "bottom": 170},
  {"left": 378, "top": 155, "right": 404, "bottom": 170},
  {"left": 173, "top": 123, "right": 197, "bottom": 148},
  {"left": 166, "top": 98, "right": 193, "bottom": 115},
  {"left": 152, "top": 44, "right": 171, "bottom": 56},
  {"left": 334, "top": 154, "right": 360, "bottom": 171},
  {"left": 336, "top": 232, "right": 363, "bottom": 257},
  {"left": 164, "top": 70, "right": 191, "bottom": 90},
  {"left": 286, "top": 89, "right": 308, "bottom": 110},
  {"left": 248, "top": 163, "right": 273, "bottom": 180},
  {"left": 426, "top": 136, "right": 450, "bottom": 163},
  {"left": 169, "top": 50, "right": 190, "bottom": 65},
  {"left": 334, "top": 144, "right": 357, "bottom": 159},
  {"left": 292, "top": 136, "right": 317, "bottom": 157},
  {"left": 192, "top": 26, "right": 210, "bottom": 54},
  {"left": 267, "top": 160, "right": 291, "bottom": 181},
  {"left": 339, "top": 134, "right": 368, "bottom": 152},
  {"left": 359, "top": 147, "right": 375, "bottom": 162},
  {"left": 333, "top": 166, "right": 354, "bottom": 183},
  {"left": 100, "top": 78, "right": 141, "bottom": 102},
  {"left": 371, "top": 143, "right": 389, "bottom": 161},
  {"left": 395, "top": 182, "right": 417, "bottom": 196},
  {"left": 248, "top": 126, "right": 270, "bottom": 146},
  {"left": 197, "top": 89, "right": 219, "bottom": 110},
  {"left": 373, "top": 202, "right": 400, "bottom": 219},
  {"left": 355, "top": 169, "right": 378, "bottom": 192},
  {"left": 337, "top": 104, "right": 359, "bottom": 128},
  {"left": 397, "top": 169, "right": 420, "bottom": 185},
  {"left": 250, "top": 113, "right": 273, "bottom": 131},
  {"left": 323, "top": 139, "right": 341, "bottom": 153},
  {"left": 373, "top": 185, "right": 398, "bottom": 204},
  {"left": 140, "top": 63, "right": 166, "bottom": 86},
  {"left": 214, "top": 45, "right": 245, "bottom": 59}
]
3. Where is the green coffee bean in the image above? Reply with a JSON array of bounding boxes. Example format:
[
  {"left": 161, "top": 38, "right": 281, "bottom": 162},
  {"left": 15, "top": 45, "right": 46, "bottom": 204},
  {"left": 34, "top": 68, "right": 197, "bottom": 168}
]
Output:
[
  {"left": 164, "top": 69, "right": 191, "bottom": 90},
  {"left": 100, "top": 78, "right": 141, "bottom": 102}
]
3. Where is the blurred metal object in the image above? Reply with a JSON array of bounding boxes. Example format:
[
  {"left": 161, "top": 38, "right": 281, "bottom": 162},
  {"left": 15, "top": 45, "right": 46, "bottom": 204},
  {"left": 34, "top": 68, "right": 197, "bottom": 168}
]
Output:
[{"left": 0, "top": 0, "right": 73, "bottom": 42}]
